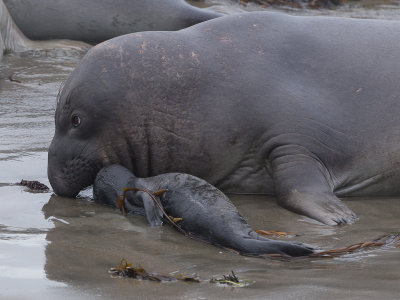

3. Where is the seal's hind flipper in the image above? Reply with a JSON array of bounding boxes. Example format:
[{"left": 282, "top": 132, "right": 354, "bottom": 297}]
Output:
[
  {"left": 0, "top": 0, "right": 30, "bottom": 55},
  {"left": 141, "top": 192, "right": 163, "bottom": 226},
  {"left": 269, "top": 145, "right": 357, "bottom": 225},
  {"left": 228, "top": 231, "right": 314, "bottom": 257}
]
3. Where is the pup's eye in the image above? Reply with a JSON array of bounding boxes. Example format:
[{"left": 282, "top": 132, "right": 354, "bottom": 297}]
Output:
[{"left": 71, "top": 115, "right": 81, "bottom": 127}]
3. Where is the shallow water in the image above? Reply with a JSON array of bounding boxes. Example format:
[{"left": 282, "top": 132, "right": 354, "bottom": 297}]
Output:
[{"left": 1, "top": 2, "right": 400, "bottom": 299}]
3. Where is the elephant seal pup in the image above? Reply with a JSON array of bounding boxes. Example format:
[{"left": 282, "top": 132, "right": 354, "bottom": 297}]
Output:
[
  {"left": 49, "top": 12, "right": 400, "bottom": 226},
  {"left": 93, "top": 165, "right": 314, "bottom": 257},
  {"left": 4, "top": 0, "right": 221, "bottom": 44}
]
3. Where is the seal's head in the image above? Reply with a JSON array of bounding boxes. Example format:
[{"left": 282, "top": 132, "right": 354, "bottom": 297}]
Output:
[
  {"left": 48, "top": 41, "right": 135, "bottom": 197},
  {"left": 48, "top": 32, "right": 202, "bottom": 197}
]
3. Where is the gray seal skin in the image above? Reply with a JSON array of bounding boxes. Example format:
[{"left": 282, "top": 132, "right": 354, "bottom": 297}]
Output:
[
  {"left": 48, "top": 12, "right": 400, "bottom": 226},
  {"left": 93, "top": 164, "right": 314, "bottom": 257},
  {"left": 4, "top": 0, "right": 221, "bottom": 44},
  {"left": 0, "top": 0, "right": 90, "bottom": 61}
]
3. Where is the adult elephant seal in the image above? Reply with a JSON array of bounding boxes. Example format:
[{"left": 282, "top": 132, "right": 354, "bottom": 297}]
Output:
[
  {"left": 3, "top": 0, "right": 221, "bottom": 44},
  {"left": 0, "top": 0, "right": 90, "bottom": 61},
  {"left": 48, "top": 12, "right": 400, "bottom": 226},
  {"left": 93, "top": 164, "right": 313, "bottom": 257}
]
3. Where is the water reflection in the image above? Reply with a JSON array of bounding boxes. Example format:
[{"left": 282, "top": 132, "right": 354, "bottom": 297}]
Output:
[
  {"left": 40, "top": 192, "right": 400, "bottom": 299},
  {"left": 0, "top": 181, "right": 66, "bottom": 297}
]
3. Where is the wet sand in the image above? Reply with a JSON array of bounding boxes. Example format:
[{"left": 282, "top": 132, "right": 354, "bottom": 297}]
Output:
[{"left": 1, "top": 2, "right": 400, "bottom": 299}]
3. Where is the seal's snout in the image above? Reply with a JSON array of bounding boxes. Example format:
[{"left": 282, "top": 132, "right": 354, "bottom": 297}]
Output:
[
  {"left": 47, "top": 138, "right": 80, "bottom": 198},
  {"left": 48, "top": 136, "right": 102, "bottom": 198},
  {"left": 48, "top": 173, "right": 80, "bottom": 198},
  {"left": 48, "top": 140, "right": 61, "bottom": 194},
  {"left": 47, "top": 151, "right": 76, "bottom": 198}
]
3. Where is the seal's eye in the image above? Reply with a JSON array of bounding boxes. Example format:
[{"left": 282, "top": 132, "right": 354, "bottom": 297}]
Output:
[{"left": 71, "top": 115, "right": 81, "bottom": 127}]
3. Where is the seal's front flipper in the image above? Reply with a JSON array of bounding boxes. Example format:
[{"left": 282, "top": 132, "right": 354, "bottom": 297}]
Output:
[
  {"left": 270, "top": 145, "right": 357, "bottom": 225},
  {"left": 141, "top": 192, "right": 163, "bottom": 226}
]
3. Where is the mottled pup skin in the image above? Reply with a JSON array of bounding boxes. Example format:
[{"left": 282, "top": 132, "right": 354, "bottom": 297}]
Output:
[{"left": 93, "top": 165, "right": 313, "bottom": 257}]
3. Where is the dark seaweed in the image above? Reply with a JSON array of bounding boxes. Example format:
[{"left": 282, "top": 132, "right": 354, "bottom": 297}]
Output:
[
  {"left": 109, "top": 258, "right": 200, "bottom": 283},
  {"left": 17, "top": 180, "right": 49, "bottom": 192}
]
